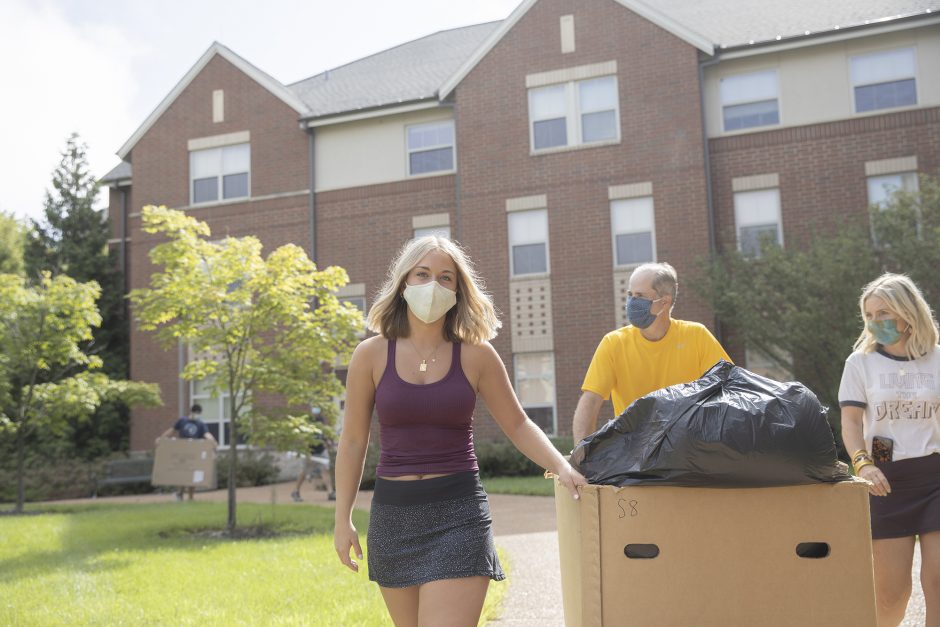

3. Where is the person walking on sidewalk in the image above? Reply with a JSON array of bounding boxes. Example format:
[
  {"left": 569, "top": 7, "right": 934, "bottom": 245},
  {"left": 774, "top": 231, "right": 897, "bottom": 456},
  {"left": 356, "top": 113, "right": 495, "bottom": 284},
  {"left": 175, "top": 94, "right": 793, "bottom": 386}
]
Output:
[
  {"left": 156, "top": 403, "right": 217, "bottom": 501},
  {"left": 839, "top": 273, "right": 940, "bottom": 627},
  {"left": 333, "top": 235, "right": 585, "bottom": 627},
  {"left": 292, "top": 415, "right": 335, "bottom": 502},
  {"left": 572, "top": 262, "right": 731, "bottom": 442}
]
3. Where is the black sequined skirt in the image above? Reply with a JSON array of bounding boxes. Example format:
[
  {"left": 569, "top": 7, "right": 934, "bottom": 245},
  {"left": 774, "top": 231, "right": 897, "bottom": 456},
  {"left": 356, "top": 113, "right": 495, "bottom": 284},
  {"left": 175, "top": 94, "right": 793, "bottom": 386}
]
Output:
[{"left": 366, "top": 471, "right": 505, "bottom": 588}]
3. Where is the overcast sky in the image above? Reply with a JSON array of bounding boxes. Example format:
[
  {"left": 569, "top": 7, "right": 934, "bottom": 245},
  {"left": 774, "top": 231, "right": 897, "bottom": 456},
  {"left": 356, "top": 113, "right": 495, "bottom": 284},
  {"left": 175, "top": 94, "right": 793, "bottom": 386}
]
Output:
[{"left": 0, "top": 0, "right": 520, "bottom": 222}]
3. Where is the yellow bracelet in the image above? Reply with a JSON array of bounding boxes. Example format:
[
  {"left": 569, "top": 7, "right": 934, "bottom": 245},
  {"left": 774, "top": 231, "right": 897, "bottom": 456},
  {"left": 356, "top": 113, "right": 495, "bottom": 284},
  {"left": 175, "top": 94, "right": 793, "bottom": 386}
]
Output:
[
  {"left": 851, "top": 449, "right": 869, "bottom": 461},
  {"left": 853, "top": 459, "right": 875, "bottom": 475}
]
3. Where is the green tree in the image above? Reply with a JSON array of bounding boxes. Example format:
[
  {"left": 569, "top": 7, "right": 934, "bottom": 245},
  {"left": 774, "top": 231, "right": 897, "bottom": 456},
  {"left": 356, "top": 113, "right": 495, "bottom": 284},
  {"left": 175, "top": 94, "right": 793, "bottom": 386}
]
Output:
[
  {"left": 0, "top": 273, "right": 160, "bottom": 513},
  {"left": 696, "top": 171, "right": 940, "bottom": 449},
  {"left": 869, "top": 171, "right": 940, "bottom": 305},
  {"left": 0, "top": 212, "right": 26, "bottom": 275},
  {"left": 25, "top": 133, "right": 130, "bottom": 458},
  {"left": 130, "top": 206, "right": 363, "bottom": 533}
]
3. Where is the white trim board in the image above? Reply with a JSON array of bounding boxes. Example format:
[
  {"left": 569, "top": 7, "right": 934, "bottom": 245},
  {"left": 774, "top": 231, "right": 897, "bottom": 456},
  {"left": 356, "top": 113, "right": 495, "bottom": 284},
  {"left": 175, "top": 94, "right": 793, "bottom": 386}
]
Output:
[{"left": 117, "top": 42, "right": 308, "bottom": 159}]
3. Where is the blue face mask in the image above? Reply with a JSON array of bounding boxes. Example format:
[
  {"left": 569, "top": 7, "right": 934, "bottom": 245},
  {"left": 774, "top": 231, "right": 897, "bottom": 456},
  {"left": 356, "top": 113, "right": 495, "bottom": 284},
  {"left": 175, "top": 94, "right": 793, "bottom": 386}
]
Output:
[
  {"left": 626, "top": 296, "right": 663, "bottom": 329},
  {"left": 867, "top": 319, "right": 902, "bottom": 346}
]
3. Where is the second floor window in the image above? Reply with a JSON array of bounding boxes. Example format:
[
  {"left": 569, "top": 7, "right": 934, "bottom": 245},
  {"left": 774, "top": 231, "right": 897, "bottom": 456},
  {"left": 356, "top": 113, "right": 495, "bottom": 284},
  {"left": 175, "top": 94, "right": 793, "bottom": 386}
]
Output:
[
  {"left": 413, "top": 225, "right": 451, "bottom": 239},
  {"left": 734, "top": 188, "right": 783, "bottom": 259},
  {"left": 508, "top": 209, "right": 549, "bottom": 276},
  {"left": 867, "top": 172, "right": 919, "bottom": 209},
  {"left": 529, "top": 75, "right": 619, "bottom": 151},
  {"left": 190, "top": 143, "right": 250, "bottom": 204},
  {"left": 851, "top": 48, "right": 917, "bottom": 113},
  {"left": 611, "top": 197, "right": 656, "bottom": 267},
  {"left": 407, "top": 121, "right": 455, "bottom": 175},
  {"left": 720, "top": 70, "right": 780, "bottom": 131}
]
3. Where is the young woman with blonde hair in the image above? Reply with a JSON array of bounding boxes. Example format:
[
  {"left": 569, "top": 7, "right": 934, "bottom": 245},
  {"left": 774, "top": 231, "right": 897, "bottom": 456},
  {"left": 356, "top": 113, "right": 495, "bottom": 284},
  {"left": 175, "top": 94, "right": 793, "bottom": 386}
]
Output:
[
  {"left": 333, "top": 235, "right": 585, "bottom": 626},
  {"left": 839, "top": 273, "right": 940, "bottom": 626}
]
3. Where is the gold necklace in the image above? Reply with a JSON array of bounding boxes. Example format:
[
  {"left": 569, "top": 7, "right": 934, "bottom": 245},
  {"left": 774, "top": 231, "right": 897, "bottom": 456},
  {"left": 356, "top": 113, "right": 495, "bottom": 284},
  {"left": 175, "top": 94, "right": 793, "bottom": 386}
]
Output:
[{"left": 408, "top": 338, "right": 445, "bottom": 372}]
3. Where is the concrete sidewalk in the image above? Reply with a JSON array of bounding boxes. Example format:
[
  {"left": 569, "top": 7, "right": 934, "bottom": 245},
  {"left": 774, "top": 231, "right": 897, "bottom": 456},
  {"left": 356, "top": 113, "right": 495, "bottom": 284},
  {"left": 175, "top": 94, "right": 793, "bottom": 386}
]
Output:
[{"left": 47, "top": 482, "right": 926, "bottom": 626}]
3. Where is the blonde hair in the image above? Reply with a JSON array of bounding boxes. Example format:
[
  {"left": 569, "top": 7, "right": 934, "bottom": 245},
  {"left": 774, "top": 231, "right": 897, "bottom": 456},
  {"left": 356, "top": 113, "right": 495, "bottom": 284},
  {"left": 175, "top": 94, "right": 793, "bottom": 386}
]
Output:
[
  {"left": 367, "top": 236, "right": 501, "bottom": 344},
  {"left": 853, "top": 273, "right": 939, "bottom": 358}
]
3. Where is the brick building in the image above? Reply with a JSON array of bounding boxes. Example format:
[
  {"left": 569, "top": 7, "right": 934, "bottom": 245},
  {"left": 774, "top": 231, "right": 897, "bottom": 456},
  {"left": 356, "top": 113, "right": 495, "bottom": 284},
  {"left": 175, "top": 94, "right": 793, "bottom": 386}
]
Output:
[{"left": 101, "top": 0, "right": 940, "bottom": 451}]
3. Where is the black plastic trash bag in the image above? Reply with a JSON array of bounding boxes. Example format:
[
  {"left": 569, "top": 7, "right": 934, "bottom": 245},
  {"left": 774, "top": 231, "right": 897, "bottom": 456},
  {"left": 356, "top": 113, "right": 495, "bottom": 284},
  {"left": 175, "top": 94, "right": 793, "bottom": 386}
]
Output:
[{"left": 571, "top": 360, "right": 850, "bottom": 487}]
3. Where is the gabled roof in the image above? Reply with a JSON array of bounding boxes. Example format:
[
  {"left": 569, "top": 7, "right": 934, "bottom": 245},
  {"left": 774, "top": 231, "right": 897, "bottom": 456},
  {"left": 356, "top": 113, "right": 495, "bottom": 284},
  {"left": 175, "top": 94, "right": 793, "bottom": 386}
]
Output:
[
  {"left": 99, "top": 161, "right": 132, "bottom": 185},
  {"left": 117, "top": 42, "right": 309, "bottom": 160},
  {"left": 289, "top": 22, "right": 499, "bottom": 120},
  {"left": 441, "top": 0, "right": 938, "bottom": 97},
  {"left": 648, "top": 0, "right": 937, "bottom": 50}
]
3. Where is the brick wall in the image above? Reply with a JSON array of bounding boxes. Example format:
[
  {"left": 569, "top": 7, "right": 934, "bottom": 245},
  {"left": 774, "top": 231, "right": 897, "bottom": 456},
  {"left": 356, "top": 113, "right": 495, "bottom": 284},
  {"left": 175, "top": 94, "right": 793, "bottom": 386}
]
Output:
[
  {"left": 455, "top": 0, "right": 712, "bottom": 436},
  {"left": 125, "top": 54, "right": 310, "bottom": 451}
]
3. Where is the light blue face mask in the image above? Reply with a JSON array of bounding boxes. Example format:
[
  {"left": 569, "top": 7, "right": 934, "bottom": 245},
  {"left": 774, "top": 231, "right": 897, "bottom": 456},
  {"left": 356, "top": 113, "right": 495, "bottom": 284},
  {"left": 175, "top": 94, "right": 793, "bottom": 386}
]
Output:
[{"left": 867, "top": 319, "right": 902, "bottom": 346}]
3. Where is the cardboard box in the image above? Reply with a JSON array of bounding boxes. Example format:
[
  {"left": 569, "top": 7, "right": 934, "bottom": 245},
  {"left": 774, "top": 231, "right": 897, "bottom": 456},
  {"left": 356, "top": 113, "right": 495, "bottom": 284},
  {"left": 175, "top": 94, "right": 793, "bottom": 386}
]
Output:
[
  {"left": 555, "top": 479, "right": 876, "bottom": 626},
  {"left": 152, "top": 437, "right": 217, "bottom": 488}
]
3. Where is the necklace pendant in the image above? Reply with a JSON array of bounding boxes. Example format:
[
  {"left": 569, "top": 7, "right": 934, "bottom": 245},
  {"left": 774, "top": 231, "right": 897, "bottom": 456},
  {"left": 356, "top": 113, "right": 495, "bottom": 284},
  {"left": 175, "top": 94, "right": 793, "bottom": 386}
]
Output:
[{"left": 419, "top": 361, "right": 428, "bottom": 372}]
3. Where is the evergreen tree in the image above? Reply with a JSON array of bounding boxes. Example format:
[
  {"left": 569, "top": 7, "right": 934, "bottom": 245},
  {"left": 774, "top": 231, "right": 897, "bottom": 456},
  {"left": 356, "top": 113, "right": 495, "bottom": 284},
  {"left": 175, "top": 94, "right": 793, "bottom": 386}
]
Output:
[
  {"left": 24, "top": 133, "right": 130, "bottom": 457},
  {"left": 0, "top": 212, "right": 26, "bottom": 276}
]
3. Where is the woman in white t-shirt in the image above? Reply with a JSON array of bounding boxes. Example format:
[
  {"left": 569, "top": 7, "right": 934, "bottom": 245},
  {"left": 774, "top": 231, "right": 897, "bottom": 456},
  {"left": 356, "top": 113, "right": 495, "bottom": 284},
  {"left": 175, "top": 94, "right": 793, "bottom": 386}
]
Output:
[{"left": 839, "top": 273, "right": 940, "bottom": 627}]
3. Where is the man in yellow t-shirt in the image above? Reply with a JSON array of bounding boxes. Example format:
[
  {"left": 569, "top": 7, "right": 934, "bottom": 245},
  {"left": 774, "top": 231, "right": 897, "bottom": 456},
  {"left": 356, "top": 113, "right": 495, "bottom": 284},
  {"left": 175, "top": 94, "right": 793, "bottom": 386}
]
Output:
[{"left": 573, "top": 262, "right": 731, "bottom": 442}]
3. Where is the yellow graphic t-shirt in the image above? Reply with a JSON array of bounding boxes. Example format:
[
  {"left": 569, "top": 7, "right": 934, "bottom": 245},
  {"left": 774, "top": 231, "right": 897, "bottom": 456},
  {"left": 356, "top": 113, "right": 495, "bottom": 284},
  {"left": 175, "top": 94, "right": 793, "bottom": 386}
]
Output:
[{"left": 581, "top": 319, "right": 731, "bottom": 415}]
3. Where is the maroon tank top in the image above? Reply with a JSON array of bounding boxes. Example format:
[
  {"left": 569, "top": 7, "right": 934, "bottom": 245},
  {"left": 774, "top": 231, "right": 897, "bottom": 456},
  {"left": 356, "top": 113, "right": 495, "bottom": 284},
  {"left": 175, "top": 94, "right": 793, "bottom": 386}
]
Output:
[{"left": 374, "top": 340, "right": 478, "bottom": 476}]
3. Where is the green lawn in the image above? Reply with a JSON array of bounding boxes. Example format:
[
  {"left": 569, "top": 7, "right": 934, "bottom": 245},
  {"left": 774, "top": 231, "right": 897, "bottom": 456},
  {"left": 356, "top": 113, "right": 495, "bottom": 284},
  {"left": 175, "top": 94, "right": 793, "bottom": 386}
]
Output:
[
  {"left": 0, "top": 502, "right": 508, "bottom": 626},
  {"left": 483, "top": 474, "right": 556, "bottom": 497}
]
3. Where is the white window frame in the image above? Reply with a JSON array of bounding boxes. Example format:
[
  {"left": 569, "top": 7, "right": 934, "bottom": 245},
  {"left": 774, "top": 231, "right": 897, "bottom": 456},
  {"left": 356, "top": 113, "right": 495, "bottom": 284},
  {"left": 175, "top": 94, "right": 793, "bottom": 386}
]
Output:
[
  {"left": 508, "top": 209, "right": 550, "bottom": 277},
  {"left": 406, "top": 120, "right": 456, "bottom": 177},
  {"left": 513, "top": 352, "right": 557, "bottom": 435},
  {"left": 734, "top": 188, "right": 783, "bottom": 258},
  {"left": 867, "top": 172, "right": 919, "bottom": 209},
  {"left": 190, "top": 373, "right": 249, "bottom": 450},
  {"left": 189, "top": 143, "right": 251, "bottom": 206},
  {"left": 720, "top": 69, "right": 781, "bottom": 132},
  {"left": 850, "top": 47, "right": 918, "bottom": 114},
  {"left": 610, "top": 197, "right": 656, "bottom": 268},
  {"left": 528, "top": 75, "right": 620, "bottom": 152}
]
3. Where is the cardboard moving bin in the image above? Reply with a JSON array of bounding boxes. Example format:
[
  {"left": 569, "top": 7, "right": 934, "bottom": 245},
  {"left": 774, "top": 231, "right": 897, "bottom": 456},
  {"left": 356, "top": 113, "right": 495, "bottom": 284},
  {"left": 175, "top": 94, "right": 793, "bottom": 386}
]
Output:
[
  {"left": 152, "top": 437, "right": 217, "bottom": 488},
  {"left": 555, "top": 479, "right": 876, "bottom": 627}
]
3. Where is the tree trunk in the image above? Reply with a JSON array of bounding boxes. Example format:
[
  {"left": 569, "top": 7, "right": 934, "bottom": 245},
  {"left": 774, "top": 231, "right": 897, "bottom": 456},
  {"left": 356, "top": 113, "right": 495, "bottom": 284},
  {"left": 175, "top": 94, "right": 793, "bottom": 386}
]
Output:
[
  {"left": 226, "top": 397, "right": 238, "bottom": 534},
  {"left": 15, "top": 427, "right": 25, "bottom": 514}
]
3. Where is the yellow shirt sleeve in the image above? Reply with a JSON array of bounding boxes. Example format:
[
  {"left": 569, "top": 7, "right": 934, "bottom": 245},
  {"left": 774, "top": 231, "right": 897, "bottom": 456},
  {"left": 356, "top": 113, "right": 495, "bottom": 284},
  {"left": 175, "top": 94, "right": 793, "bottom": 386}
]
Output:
[
  {"left": 582, "top": 335, "right": 616, "bottom": 400},
  {"left": 697, "top": 325, "right": 732, "bottom": 372}
]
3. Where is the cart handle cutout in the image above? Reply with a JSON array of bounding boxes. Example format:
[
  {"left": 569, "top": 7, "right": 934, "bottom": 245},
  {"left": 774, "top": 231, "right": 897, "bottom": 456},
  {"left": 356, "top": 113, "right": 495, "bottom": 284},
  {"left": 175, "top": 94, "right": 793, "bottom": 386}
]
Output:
[
  {"left": 796, "top": 542, "right": 830, "bottom": 558},
  {"left": 624, "top": 544, "right": 660, "bottom": 559}
]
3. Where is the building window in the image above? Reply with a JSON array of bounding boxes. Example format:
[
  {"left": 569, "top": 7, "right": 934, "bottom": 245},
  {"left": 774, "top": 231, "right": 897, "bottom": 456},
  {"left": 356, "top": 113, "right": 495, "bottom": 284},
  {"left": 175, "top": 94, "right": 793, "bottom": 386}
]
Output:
[
  {"left": 867, "top": 172, "right": 919, "bottom": 209},
  {"left": 190, "top": 143, "right": 250, "bottom": 204},
  {"left": 407, "top": 121, "right": 455, "bottom": 176},
  {"left": 720, "top": 70, "right": 780, "bottom": 131},
  {"left": 514, "top": 352, "right": 556, "bottom": 434},
  {"left": 508, "top": 209, "right": 549, "bottom": 276},
  {"left": 529, "top": 75, "right": 619, "bottom": 151},
  {"left": 851, "top": 48, "right": 917, "bottom": 113},
  {"left": 734, "top": 188, "right": 782, "bottom": 258},
  {"left": 414, "top": 225, "right": 451, "bottom": 239},
  {"left": 611, "top": 197, "right": 656, "bottom": 267},
  {"left": 190, "top": 374, "right": 247, "bottom": 448}
]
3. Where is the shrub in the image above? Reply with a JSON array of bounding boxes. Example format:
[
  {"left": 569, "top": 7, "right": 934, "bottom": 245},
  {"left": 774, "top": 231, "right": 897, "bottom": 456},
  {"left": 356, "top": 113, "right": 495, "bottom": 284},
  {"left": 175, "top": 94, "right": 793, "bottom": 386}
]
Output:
[
  {"left": 216, "top": 449, "right": 280, "bottom": 489},
  {"left": 475, "top": 436, "right": 574, "bottom": 478},
  {"left": 0, "top": 451, "right": 105, "bottom": 502}
]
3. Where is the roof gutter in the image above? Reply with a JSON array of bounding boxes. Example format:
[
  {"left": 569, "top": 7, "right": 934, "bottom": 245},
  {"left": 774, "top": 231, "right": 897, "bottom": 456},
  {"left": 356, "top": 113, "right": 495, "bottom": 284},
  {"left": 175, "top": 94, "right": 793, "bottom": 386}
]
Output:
[
  {"left": 717, "top": 11, "right": 939, "bottom": 59},
  {"left": 299, "top": 98, "right": 443, "bottom": 129}
]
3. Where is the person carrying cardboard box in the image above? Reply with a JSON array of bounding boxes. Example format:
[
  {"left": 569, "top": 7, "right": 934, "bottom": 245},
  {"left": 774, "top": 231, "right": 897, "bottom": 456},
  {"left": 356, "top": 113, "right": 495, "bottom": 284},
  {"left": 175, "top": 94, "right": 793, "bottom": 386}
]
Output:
[
  {"left": 572, "top": 262, "right": 731, "bottom": 443},
  {"left": 156, "top": 403, "right": 217, "bottom": 500}
]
